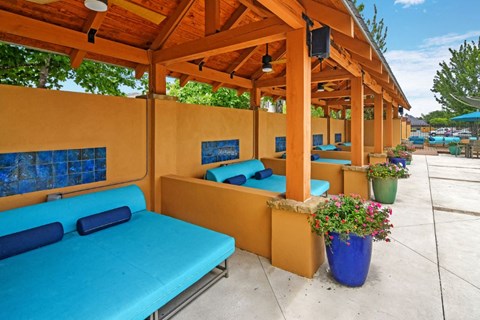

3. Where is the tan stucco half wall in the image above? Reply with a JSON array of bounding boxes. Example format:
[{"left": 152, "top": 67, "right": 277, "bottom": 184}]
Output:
[{"left": 0, "top": 85, "right": 150, "bottom": 211}]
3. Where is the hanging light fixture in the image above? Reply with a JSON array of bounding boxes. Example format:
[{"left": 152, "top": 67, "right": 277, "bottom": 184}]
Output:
[
  {"left": 317, "top": 83, "right": 325, "bottom": 92},
  {"left": 262, "top": 44, "right": 273, "bottom": 73},
  {"left": 344, "top": 97, "right": 351, "bottom": 102},
  {"left": 84, "top": 0, "right": 108, "bottom": 12}
]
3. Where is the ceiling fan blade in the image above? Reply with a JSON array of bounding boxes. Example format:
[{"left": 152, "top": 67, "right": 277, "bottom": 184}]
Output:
[
  {"left": 25, "top": 0, "right": 60, "bottom": 4},
  {"left": 110, "top": 0, "right": 166, "bottom": 24},
  {"left": 324, "top": 86, "right": 335, "bottom": 92}
]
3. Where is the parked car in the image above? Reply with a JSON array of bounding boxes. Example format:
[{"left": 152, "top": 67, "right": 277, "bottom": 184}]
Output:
[
  {"left": 453, "top": 129, "right": 472, "bottom": 138},
  {"left": 430, "top": 128, "right": 450, "bottom": 136}
]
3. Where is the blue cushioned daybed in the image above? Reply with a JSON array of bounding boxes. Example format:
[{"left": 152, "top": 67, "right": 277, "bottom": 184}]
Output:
[
  {"left": 313, "top": 158, "right": 351, "bottom": 165},
  {"left": 314, "top": 144, "right": 339, "bottom": 151},
  {"left": 205, "top": 159, "right": 330, "bottom": 196},
  {"left": 0, "top": 185, "right": 234, "bottom": 320}
]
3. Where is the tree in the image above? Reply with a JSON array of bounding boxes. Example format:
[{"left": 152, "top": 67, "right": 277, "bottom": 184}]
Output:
[
  {"left": 420, "top": 110, "right": 452, "bottom": 124},
  {"left": 0, "top": 43, "right": 143, "bottom": 95},
  {"left": 353, "top": 1, "right": 388, "bottom": 53},
  {"left": 167, "top": 80, "right": 250, "bottom": 109},
  {"left": 432, "top": 38, "right": 480, "bottom": 115}
]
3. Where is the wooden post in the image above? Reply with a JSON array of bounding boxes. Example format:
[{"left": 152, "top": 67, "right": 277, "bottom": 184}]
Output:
[
  {"left": 286, "top": 28, "right": 311, "bottom": 202},
  {"left": 373, "top": 92, "right": 384, "bottom": 154},
  {"left": 350, "top": 76, "right": 364, "bottom": 166},
  {"left": 393, "top": 105, "right": 399, "bottom": 119},
  {"left": 341, "top": 106, "right": 346, "bottom": 119},
  {"left": 148, "top": 63, "right": 167, "bottom": 95},
  {"left": 385, "top": 101, "right": 393, "bottom": 148},
  {"left": 205, "top": 0, "right": 220, "bottom": 36},
  {"left": 250, "top": 87, "right": 261, "bottom": 159}
]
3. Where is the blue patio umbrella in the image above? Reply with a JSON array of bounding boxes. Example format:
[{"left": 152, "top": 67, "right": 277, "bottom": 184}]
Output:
[{"left": 451, "top": 111, "right": 480, "bottom": 138}]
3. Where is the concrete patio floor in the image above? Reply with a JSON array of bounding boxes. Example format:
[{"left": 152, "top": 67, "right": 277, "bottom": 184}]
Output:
[{"left": 167, "top": 154, "right": 480, "bottom": 320}]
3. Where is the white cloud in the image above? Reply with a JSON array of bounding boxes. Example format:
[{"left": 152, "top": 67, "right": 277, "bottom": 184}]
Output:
[
  {"left": 394, "top": 0, "right": 425, "bottom": 8},
  {"left": 385, "top": 31, "right": 480, "bottom": 116}
]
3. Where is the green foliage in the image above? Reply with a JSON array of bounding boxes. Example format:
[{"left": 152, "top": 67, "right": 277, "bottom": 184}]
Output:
[
  {"left": 429, "top": 117, "right": 451, "bottom": 127},
  {"left": 420, "top": 109, "right": 452, "bottom": 124},
  {"left": 309, "top": 194, "right": 393, "bottom": 246},
  {"left": 432, "top": 38, "right": 480, "bottom": 115},
  {"left": 0, "top": 43, "right": 143, "bottom": 95},
  {"left": 311, "top": 106, "right": 325, "bottom": 118},
  {"left": 167, "top": 79, "right": 250, "bottom": 109},
  {"left": 367, "top": 162, "right": 410, "bottom": 180},
  {"left": 364, "top": 108, "right": 374, "bottom": 120},
  {"left": 353, "top": 1, "right": 388, "bottom": 53}
]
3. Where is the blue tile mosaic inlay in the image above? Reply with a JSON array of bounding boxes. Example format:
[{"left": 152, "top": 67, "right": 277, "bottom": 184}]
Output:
[
  {"left": 202, "top": 139, "right": 240, "bottom": 165},
  {"left": 313, "top": 134, "right": 323, "bottom": 146},
  {"left": 275, "top": 136, "right": 286, "bottom": 152},
  {"left": 335, "top": 133, "right": 342, "bottom": 143},
  {"left": 0, "top": 147, "right": 106, "bottom": 197}
]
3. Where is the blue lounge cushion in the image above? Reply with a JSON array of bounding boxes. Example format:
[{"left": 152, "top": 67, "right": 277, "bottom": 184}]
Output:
[
  {"left": 224, "top": 174, "right": 247, "bottom": 185},
  {"left": 313, "top": 158, "right": 351, "bottom": 165},
  {"left": 77, "top": 206, "right": 132, "bottom": 236},
  {"left": 315, "top": 144, "right": 338, "bottom": 151},
  {"left": 0, "top": 222, "right": 63, "bottom": 260},
  {"left": 205, "top": 159, "right": 265, "bottom": 182},
  {"left": 311, "top": 154, "right": 320, "bottom": 161},
  {"left": 254, "top": 168, "right": 273, "bottom": 180},
  {"left": 243, "top": 175, "right": 329, "bottom": 196}
]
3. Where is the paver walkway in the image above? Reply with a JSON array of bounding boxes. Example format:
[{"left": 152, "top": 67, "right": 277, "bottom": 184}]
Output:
[{"left": 166, "top": 154, "right": 480, "bottom": 320}]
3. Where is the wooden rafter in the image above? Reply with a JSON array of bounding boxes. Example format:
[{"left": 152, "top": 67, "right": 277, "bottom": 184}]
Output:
[
  {"left": 70, "top": 11, "right": 106, "bottom": 68},
  {"left": 331, "top": 30, "right": 372, "bottom": 61},
  {"left": 153, "top": 17, "right": 290, "bottom": 64},
  {"left": 237, "top": 0, "right": 274, "bottom": 18},
  {"left": 350, "top": 52, "right": 382, "bottom": 73},
  {"left": 255, "top": 69, "right": 351, "bottom": 88},
  {"left": 211, "top": 45, "right": 259, "bottom": 89},
  {"left": 312, "top": 89, "right": 350, "bottom": 99},
  {"left": 0, "top": 10, "right": 148, "bottom": 64},
  {"left": 303, "top": 0, "right": 354, "bottom": 37},
  {"left": 205, "top": 0, "right": 221, "bottom": 36},
  {"left": 329, "top": 46, "right": 362, "bottom": 77},
  {"left": 256, "top": 0, "right": 304, "bottom": 28}
]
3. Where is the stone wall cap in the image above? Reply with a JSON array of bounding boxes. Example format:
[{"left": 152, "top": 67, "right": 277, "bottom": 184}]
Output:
[
  {"left": 369, "top": 153, "right": 387, "bottom": 157},
  {"left": 342, "top": 165, "right": 369, "bottom": 172},
  {"left": 267, "top": 196, "right": 327, "bottom": 214}
]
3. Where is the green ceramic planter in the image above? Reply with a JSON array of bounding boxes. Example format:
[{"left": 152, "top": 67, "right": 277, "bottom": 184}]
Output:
[
  {"left": 372, "top": 178, "right": 398, "bottom": 204},
  {"left": 448, "top": 145, "right": 462, "bottom": 156},
  {"left": 406, "top": 160, "right": 412, "bottom": 165}
]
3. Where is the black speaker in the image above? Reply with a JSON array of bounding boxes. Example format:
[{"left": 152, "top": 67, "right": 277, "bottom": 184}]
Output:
[
  {"left": 399, "top": 107, "right": 404, "bottom": 115},
  {"left": 311, "top": 26, "right": 331, "bottom": 59}
]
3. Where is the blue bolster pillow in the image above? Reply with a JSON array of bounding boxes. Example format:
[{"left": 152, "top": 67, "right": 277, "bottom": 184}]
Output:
[
  {"left": 77, "top": 206, "right": 132, "bottom": 236},
  {"left": 311, "top": 154, "right": 320, "bottom": 161},
  {"left": 224, "top": 174, "right": 247, "bottom": 185},
  {"left": 0, "top": 222, "right": 64, "bottom": 260},
  {"left": 254, "top": 168, "right": 273, "bottom": 180}
]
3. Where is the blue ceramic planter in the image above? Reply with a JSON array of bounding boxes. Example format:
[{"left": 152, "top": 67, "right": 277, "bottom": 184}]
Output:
[
  {"left": 389, "top": 157, "right": 406, "bottom": 168},
  {"left": 326, "top": 232, "right": 373, "bottom": 287}
]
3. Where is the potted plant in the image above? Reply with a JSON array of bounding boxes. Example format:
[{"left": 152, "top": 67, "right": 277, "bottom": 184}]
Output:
[
  {"left": 386, "top": 148, "right": 406, "bottom": 168},
  {"left": 367, "top": 162, "right": 410, "bottom": 204},
  {"left": 309, "top": 194, "right": 393, "bottom": 287},
  {"left": 448, "top": 142, "right": 462, "bottom": 156},
  {"left": 398, "top": 143, "right": 415, "bottom": 165}
]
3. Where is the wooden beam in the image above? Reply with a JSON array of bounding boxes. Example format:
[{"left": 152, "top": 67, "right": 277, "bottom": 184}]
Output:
[
  {"left": 211, "top": 45, "right": 259, "bottom": 90},
  {"left": 312, "top": 89, "right": 350, "bottom": 99},
  {"left": 303, "top": 0, "right": 354, "bottom": 37},
  {"left": 351, "top": 53, "right": 382, "bottom": 73},
  {"left": 286, "top": 28, "right": 311, "bottom": 201},
  {"left": 261, "top": 87, "right": 287, "bottom": 97},
  {"left": 150, "top": 0, "right": 196, "bottom": 50},
  {"left": 362, "top": 64, "right": 389, "bottom": 83},
  {"left": 256, "top": 0, "right": 304, "bottom": 28},
  {"left": 363, "top": 72, "right": 382, "bottom": 94},
  {"left": 179, "top": 75, "right": 191, "bottom": 87},
  {"left": 255, "top": 69, "right": 351, "bottom": 88},
  {"left": 70, "top": 11, "right": 107, "bottom": 68},
  {"left": 350, "top": 76, "right": 364, "bottom": 166},
  {"left": 153, "top": 17, "right": 291, "bottom": 65},
  {"left": 221, "top": 4, "right": 249, "bottom": 31},
  {"left": 238, "top": 0, "right": 274, "bottom": 18},
  {"left": 332, "top": 30, "right": 372, "bottom": 60},
  {"left": 330, "top": 46, "right": 362, "bottom": 77},
  {"left": 373, "top": 92, "right": 384, "bottom": 154},
  {"left": 205, "top": 0, "right": 221, "bottom": 36},
  {"left": 166, "top": 62, "right": 253, "bottom": 88},
  {"left": 0, "top": 10, "right": 148, "bottom": 65}
]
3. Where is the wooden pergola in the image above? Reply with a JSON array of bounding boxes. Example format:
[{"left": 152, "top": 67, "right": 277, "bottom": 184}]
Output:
[{"left": 0, "top": 0, "right": 411, "bottom": 202}]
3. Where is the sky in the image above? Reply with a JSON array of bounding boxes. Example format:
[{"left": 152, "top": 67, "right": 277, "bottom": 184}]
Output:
[{"left": 359, "top": 0, "right": 480, "bottom": 116}]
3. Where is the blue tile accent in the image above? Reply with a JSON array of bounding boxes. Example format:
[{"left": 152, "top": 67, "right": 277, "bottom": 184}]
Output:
[
  {"left": 201, "top": 139, "right": 240, "bottom": 165},
  {"left": 53, "top": 150, "right": 67, "bottom": 163},
  {"left": 54, "top": 162, "right": 68, "bottom": 176},
  {"left": 0, "top": 153, "right": 18, "bottom": 167},
  {"left": 275, "top": 136, "right": 286, "bottom": 152},
  {"left": 0, "top": 147, "right": 106, "bottom": 197},
  {"left": 335, "top": 133, "right": 342, "bottom": 143},
  {"left": 68, "top": 149, "right": 81, "bottom": 161},
  {"left": 313, "top": 134, "right": 323, "bottom": 146},
  {"left": 37, "top": 151, "right": 53, "bottom": 164}
]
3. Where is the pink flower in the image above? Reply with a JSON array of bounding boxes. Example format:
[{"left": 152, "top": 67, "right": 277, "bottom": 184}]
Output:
[{"left": 335, "top": 202, "right": 341, "bottom": 208}]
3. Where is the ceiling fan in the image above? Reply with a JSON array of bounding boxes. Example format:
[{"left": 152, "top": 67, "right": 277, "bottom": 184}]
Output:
[
  {"left": 25, "top": 0, "right": 166, "bottom": 25},
  {"left": 316, "top": 82, "right": 336, "bottom": 92}
]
